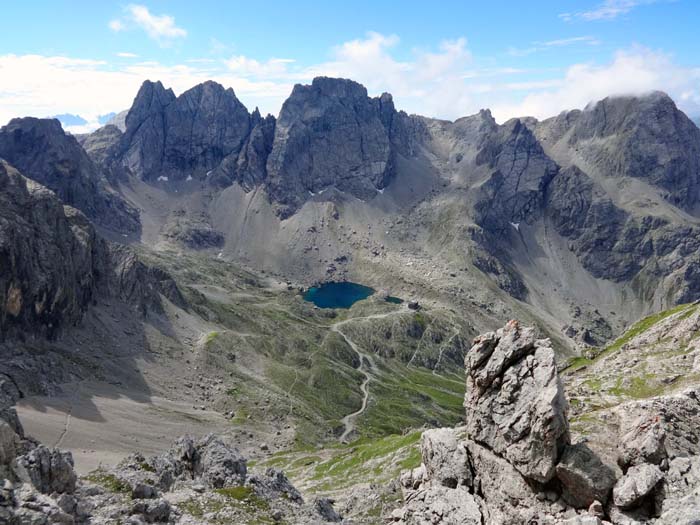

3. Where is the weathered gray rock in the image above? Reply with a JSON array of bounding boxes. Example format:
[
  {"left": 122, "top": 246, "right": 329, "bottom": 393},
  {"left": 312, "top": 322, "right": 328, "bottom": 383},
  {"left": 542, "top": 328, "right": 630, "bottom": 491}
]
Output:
[
  {"left": 0, "top": 160, "right": 101, "bottom": 340},
  {"left": 394, "top": 485, "right": 482, "bottom": 525},
  {"left": 195, "top": 434, "right": 247, "bottom": 488},
  {"left": 613, "top": 463, "right": 664, "bottom": 509},
  {"left": 12, "top": 446, "right": 77, "bottom": 494},
  {"left": 314, "top": 497, "right": 342, "bottom": 522},
  {"left": 420, "top": 427, "right": 471, "bottom": 488},
  {"left": 116, "top": 80, "right": 253, "bottom": 182},
  {"left": 464, "top": 320, "right": 569, "bottom": 482},
  {"left": 248, "top": 467, "right": 302, "bottom": 503},
  {"left": 618, "top": 421, "right": 667, "bottom": 469},
  {"left": 540, "top": 92, "right": 700, "bottom": 211},
  {"left": 266, "top": 77, "right": 396, "bottom": 218},
  {"left": 78, "top": 124, "right": 123, "bottom": 167},
  {"left": 473, "top": 118, "right": 559, "bottom": 233},
  {"left": 556, "top": 443, "right": 616, "bottom": 507},
  {"left": 130, "top": 498, "right": 171, "bottom": 523}
]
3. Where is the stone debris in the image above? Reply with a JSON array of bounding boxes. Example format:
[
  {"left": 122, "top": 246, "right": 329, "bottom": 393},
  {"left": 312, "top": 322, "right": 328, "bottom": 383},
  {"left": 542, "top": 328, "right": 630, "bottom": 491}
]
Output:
[{"left": 0, "top": 407, "right": 344, "bottom": 524}]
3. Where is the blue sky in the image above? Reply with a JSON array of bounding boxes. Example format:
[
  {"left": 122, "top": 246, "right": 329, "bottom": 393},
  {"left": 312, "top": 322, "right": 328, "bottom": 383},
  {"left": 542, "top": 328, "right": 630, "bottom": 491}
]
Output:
[{"left": 1, "top": 0, "right": 699, "bottom": 131}]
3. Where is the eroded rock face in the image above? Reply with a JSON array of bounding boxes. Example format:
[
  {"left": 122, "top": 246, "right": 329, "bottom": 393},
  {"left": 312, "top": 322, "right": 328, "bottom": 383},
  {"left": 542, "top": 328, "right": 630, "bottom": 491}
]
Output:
[
  {"left": 464, "top": 320, "right": 569, "bottom": 482},
  {"left": 0, "top": 161, "right": 101, "bottom": 339},
  {"left": 0, "top": 117, "right": 139, "bottom": 233},
  {"left": 266, "top": 77, "right": 396, "bottom": 218},
  {"left": 12, "top": 445, "right": 77, "bottom": 495},
  {"left": 473, "top": 118, "right": 559, "bottom": 233},
  {"left": 556, "top": 443, "right": 617, "bottom": 508},
  {"left": 117, "top": 80, "right": 253, "bottom": 182},
  {"left": 0, "top": 410, "right": 340, "bottom": 525},
  {"left": 543, "top": 92, "right": 700, "bottom": 211},
  {"left": 0, "top": 160, "right": 184, "bottom": 344}
]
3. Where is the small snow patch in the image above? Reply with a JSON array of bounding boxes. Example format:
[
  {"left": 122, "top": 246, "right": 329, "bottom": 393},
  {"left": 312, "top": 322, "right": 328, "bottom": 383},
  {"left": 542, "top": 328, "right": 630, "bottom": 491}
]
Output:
[
  {"left": 157, "top": 176, "right": 169, "bottom": 182},
  {"left": 186, "top": 175, "right": 193, "bottom": 182},
  {"left": 510, "top": 222, "right": 520, "bottom": 231},
  {"left": 309, "top": 190, "right": 316, "bottom": 196},
  {"left": 377, "top": 188, "right": 385, "bottom": 194}
]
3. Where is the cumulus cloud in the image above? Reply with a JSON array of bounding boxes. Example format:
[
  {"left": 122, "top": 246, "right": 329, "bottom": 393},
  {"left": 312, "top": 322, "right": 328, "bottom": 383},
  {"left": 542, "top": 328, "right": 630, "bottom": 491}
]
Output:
[
  {"left": 109, "top": 4, "right": 187, "bottom": 46},
  {"left": 490, "top": 47, "right": 700, "bottom": 121},
  {"left": 1, "top": 35, "right": 699, "bottom": 133},
  {"left": 116, "top": 52, "right": 139, "bottom": 58}
]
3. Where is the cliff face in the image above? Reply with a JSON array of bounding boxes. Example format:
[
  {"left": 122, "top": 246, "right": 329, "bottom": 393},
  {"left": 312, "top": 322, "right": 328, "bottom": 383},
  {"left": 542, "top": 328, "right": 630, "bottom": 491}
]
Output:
[
  {"left": 86, "top": 78, "right": 700, "bottom": 338},
  {"left": 0, "top": 118, "right": 139, "bottom": 233},
  {"left": 116, "top": 80, "right": 253, "bottom": 182},
  {"left": 0, "top": 160, "right": 102, "bottom": 339},
  {"left": 0, "top": 160, "right": 182, "bottom": 341},
  {"left": 265, "top": 77, "right": 396, "bottom": 218}
]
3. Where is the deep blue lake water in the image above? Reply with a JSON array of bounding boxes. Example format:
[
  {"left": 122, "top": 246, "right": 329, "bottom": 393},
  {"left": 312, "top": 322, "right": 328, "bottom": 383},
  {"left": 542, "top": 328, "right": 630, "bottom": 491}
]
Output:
[{"left": 303, "top": 282, "right": 375, "bottom": 309}]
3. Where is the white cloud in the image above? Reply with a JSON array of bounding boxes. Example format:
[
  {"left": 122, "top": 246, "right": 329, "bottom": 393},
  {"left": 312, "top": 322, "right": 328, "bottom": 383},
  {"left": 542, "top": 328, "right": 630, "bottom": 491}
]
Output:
[
  {"left": 108, "top": 19, "right": 125, "bottom": 32},
  {"left": 109, "top": 4, "right": 187, "bottom": 46},
  {"left": 560, "top": 0, "right": 661, "bottom": 22},
  {"left": 0, "top": 37, "right": 698, "bottom": 133},
  {"left": 508, "top": 35, "right": 600, "bottom": 57},
  {"left": 0, "top": 54, "right": 290, "bottom": 131},
  {"left": 225, "top": 56, "right": 295, "bottom": 77},
  {"left": 490, "top": 47, "right": 700, "bottom": 121},
  {"left": 116, "top": 52, "right": 139, "bottom": 58}
]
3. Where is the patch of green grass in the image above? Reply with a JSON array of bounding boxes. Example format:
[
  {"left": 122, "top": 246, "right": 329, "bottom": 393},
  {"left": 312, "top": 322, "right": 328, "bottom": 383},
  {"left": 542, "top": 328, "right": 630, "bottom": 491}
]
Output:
[
  {"left": 602, "top": 303, "right": 695, "bottom": 358},
  {"left": 84, "top": 470, "right": 131, "bottom": 495},
  {"left": 205, "top": 331, "right": 220, "bottom": 345},
  {"left": 216, "top": 486, "right": 268, "bottom": 509},
  {"left": 138, "top": 461, "right": 155, "bottom": 473},
  {"left": 564, "top": 356, "right": 593, "bottom": 373}
]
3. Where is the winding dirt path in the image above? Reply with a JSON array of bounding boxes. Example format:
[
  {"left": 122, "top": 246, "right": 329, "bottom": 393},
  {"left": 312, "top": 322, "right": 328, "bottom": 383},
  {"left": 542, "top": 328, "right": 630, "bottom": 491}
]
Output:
[
  {"left": 330, "top": 311, "right": 402, "bottom": 442},
  {"left": 54, "top": 383, "right": 81, "bottom": 449}
]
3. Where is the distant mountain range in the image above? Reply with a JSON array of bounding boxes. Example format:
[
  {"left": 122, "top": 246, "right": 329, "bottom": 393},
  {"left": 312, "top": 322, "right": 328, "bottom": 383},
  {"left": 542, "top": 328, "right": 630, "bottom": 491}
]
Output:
[{"left": 3, "top": 76, "right": 700, "bottom": 523}]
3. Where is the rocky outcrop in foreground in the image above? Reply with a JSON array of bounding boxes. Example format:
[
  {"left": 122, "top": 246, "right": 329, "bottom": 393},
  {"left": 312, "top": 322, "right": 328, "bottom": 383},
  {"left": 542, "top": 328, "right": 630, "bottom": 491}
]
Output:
[
  {"left": 392, "top": 320, "right": 700, "bottom": 524},
  {"left": 0, "top": 409, "right": 342, "bottom": 524}
]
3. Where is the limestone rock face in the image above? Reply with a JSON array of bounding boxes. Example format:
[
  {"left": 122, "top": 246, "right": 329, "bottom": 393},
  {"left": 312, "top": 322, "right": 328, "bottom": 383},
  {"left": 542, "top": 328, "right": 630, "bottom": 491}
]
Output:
[
  {"left": 117, "top": 80, "right": 253, "bottom": 181},
  {"left": 0, "top": 117, "right": 139, "bottom": 233},
  {"left": 473, "top": 118, "right": 559, "bottom": 233},
  {"left": 266, "top": 77, "right": 396, "bottom": 218},
  {"left": 12, "top": 445, "right": 77, "bottom": 495},
  {"left": 78, "top": 124, "right": 122, "bottom": 167},
  {"left": 0, "top": 160, "right": 184, "bottom": 341},
  {"left": 0, "top": 161, "right": 101, "bottom": 339},
  {"left": 211, "top": 109, "right": 276, "bottom": 190},
  {"left": 195, "top": 434, "right": 248, "bottom": 488},
  {"left": 420, "top": 427, "right": 471, "bottom": 488},
  {"left": 545, "top": 92, "right": 700, "bottom": 211},
  {"left": 464, "top": 320, "right": 569, "bottom": 482}
]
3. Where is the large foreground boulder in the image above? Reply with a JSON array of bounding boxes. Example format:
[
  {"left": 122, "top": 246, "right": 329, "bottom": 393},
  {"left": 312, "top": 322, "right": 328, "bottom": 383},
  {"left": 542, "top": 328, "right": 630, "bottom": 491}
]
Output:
[
  {"left": 392, "top": 321, "right": 700, "bottom": 524},
  {"left": 464, "top": 320, "right": 570, "bottom": 482}
]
